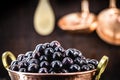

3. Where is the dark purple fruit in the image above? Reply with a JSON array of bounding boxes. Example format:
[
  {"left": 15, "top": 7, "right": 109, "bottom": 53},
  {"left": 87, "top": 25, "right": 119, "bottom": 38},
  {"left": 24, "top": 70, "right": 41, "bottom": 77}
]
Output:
[
  {"left": 65, "top": 48, "right": 82, "bottom": 59},
  {"left": 39, "top": 55, "right": 48, "bottom": 61},
  {"left": 52, "top": 52, "right": 63, "bottom": 61},
  {"left": 17, "top": 54, "right": 25, "bottom": 61},
  {"left": 28, "top": 63, "right": 39, "bottom": 73},
  {"left": 88, "top": 59, "right": 98, "bottom": 67},
  {"left": 32, "top": 52, "right": 41, "bottom": 59},
  {"left": 19, "top": 68, "right": 27, "bottom": 72},
  {"left": 86, "top": 58, "right": 91, "bottom": 63},
  {"left": 11, "top": 65, "right": 19, "bottom": 71},
  {"left": 69, "top": 64, "right": 81, "bottom": 72},
  {"left": 25, "top": 56, "right": 33, "bottom": 63},
  {"left": 73, "top": 49, "right": 82, "bottom": 57},
  {"left": 25, "top": 51, "right": 33, "bottom": 58},
  {"left": 74, "top": 57, "right": 81, "bottom": 64},
  {"left": 88, "top": 64, "right": 95, "bottom": 70},
  {"left": 39, "top": 68, "right": 48, "bottom": 73},
  {"left": 9, "top": 40, "right": 99, "bottom": 73},
  {"left": 34, "top": 44, "right": 46, "bottom": 53},
  {"left": 40, "top": 61, "right": 49, "bottom": 68},
  {"left": 74, "top": 57, "right": 86, "bottom": 65},
  {"left": 18, "top": 61, "right": 28, "bottom": 69},
  {"left": 54, "top": 46, "right": 65, "bottom": 53},
  {"left": 10, "top": 60, "right": 19, "bottom": 66},
  {"left": 73, "top": 52, "right": 82, "bottom": 59},
  {"left": 44, "top": 48, "right": 54, "bottom": 58},
  {"left": 50, "top": 40, "right": 61, "bottom": 48},
  {"left": 43, "top": 43, "right": 50, "bottom": 48},
  {"left": 65, "top": 48, "right": 74, "bottom": 57},
  {"left": 78, "top": 59, "right": 87, "bottom": 66},
  {"left": 62, "top": 57, "right": 73, "bottom": 69},
  {"left": 51, "top": 60, "right": 63, "bottom": 70},
  {"left": 29, "top": 59, "right": 39, "bottom": 64},
  {"left": 81, "top": 65, "right": 90, "bottom": 71}
]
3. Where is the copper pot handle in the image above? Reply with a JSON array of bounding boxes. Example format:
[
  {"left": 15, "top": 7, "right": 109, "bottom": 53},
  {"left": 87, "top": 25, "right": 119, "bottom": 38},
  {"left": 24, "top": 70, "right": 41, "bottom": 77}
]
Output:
[
  {"left": 95, "top": 55, "right": 109, "bottom": 80},
  {"left": 2, "top": 51, "right": 16, "bottom": 70}
]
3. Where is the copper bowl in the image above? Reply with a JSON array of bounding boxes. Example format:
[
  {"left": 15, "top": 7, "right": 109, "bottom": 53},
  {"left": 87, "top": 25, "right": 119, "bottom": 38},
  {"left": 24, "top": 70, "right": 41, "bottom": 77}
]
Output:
[
  {"left": 7, "top": 69, "right": 96, "bottom": 80},
  {"left": 2, "top": 51, "right": 109, "bottom": 80},
  {"left": 58, "top": 0, "right": 97, "bottom": 34},
  {"left": 96, "top": 0, "right": 120, "bottom": 45},
  {"left": 58, "top": 12, "right": 97, "bottom": 34}
]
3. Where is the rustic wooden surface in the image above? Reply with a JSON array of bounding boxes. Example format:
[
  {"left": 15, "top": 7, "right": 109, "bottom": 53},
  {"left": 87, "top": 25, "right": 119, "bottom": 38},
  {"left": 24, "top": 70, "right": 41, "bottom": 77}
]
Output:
[{"left": 0, "top": 0, "right": 120, "bottom": 80}]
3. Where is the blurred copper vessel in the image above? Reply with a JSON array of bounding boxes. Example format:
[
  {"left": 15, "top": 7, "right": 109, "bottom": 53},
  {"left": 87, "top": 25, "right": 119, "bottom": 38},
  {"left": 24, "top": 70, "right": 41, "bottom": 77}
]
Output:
[
  {"left": 96, "top": 0, "right": 120, "bottom": 45},
  {"left": 58, "top": 0, "right": 97, "bottom": 33},
  {"left": 2, "top": 51, "right": 108, "bottom": 80}
]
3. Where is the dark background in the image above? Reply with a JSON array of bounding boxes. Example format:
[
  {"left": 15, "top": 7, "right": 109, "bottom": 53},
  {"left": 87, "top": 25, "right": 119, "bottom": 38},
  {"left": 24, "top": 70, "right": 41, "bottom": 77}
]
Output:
[{"left": 0, "top": 0, "right": 120, "bottom": 80}]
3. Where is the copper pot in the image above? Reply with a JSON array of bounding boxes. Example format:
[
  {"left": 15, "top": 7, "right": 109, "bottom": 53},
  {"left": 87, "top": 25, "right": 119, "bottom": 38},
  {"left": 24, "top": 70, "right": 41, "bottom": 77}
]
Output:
[
  {"left": 7, "top": 69, "right": 96, "bottom": 80},
  {"left": 2, "top": 51, "right": 108, "bottom": 80},
  {"left": 96, "top": 0, "right": 120, "bottom": 45},
  {"left": 58, "top": 0, "right": 97, "bottom": 33}
]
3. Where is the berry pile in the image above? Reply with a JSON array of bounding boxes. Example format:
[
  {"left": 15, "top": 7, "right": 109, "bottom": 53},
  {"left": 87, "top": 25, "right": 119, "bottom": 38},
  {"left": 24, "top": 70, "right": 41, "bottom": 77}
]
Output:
[{"left": 10, "top": 40, "right": 98, "bottom": 73}]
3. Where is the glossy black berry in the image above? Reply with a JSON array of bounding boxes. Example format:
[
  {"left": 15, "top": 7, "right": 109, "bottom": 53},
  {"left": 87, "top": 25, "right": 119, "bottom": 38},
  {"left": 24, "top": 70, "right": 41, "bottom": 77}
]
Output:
[
  {"left": 73, "top": 52, "right": 82, "bottom": 59},
  {"left": 40, "top": 61, "right": 49, "bottom": 68},
  {"left": 17, "top": 54, "right": 25, "bottom": 61},
  {"left": 25, "top": 51, "right": 33, "bottom": 58},
  {"left": 19, "top": 68, "right": 27, "bottom": 72},
  {"left": 50, "top": 40, "right": 61, "bottom": 48},
  {"left": 74, "top": 57, "right": 81, "bottom": 64},
  {"left": 81, "top": 65, "right": 90, "bottom": 71},
  {"left": 44, "top": 48, "right": 54, "bottom": 58},
  {"left": 74, "top": 57, "right": 86, "bottom": 65},
  {"left": 25, "top": 56, "right": 33, "bottom": 63},
  {"left": 32, "top": 52, "right": 41, "bottom": 59},
  {"left": 29, "top": 59, "right": 39, "bottom": 64},
  {"left": 34, "top": 44, "right": 46, "bottom": 53},
  {"left": 54, "top": 46, "right": 65, "bottom": 53},
  {"left": 43, "top": 43, "right": 50, "bottom": 48},
  {"left": 10, "top": 60, "right": 19, "bottom": 66},
  {"left": 11, "top": 65, "right": 19, "bottom": 71},
  {"left": 52, "top": 52, "right": 63, "bottom": 61},
  {"left": 88, "top": 64, "right": 95, "bottom": 70},
  {"left": 88, "top": 59, "right": 98, "bottom": 67},
  {"left": 65, "top": 48, "right": 82, "bottom": 59},
  {"left": 9, "top": 40, "right": 99, "bottom": 73},
  {"left": 62, "top": 57, "right": 73, "bottom": 69},
  {"left": 78, "top": 59, "right": 87, "bottom": 66},
  {"left": 86, "top": 58, "right": 91, "bottom": 63},
  {"left": 65, "top": 49, "right": 74, "bottom": 57},
  {"left": 18, "top": 61, "right": 28, "bottom": 69},
  {"left": 39, "top": 55, "right": 48, "bottom": 61},
  {"left": 73, "top": 49, "right": 82, "bottom": 57},
  {"left": 39, "top": 68, "right": 48, "bottom": 73},
  {"left": 69, "top": 64, "right": 81, "bottom": 72},
  {"left": 51, "top": 60, "right": 63, "bottom": 70},
  {"left": 28, "top": 63, "right": 39, "bottom": 73},
  {"left": 79, "top": 55, "right": 86, "bottom": 59}
]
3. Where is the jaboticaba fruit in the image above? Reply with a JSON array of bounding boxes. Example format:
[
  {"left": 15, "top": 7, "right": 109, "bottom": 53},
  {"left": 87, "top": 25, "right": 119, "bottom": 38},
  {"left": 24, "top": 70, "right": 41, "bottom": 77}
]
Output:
[{"left": 9, "top": 40, "right": 98, "bottom": 73}]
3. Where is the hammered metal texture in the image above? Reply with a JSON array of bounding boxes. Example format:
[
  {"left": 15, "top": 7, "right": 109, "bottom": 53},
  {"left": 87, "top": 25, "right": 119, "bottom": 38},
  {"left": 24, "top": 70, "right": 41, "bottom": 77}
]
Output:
[{"left": 8, "top": 69, "right": 96, "bottom": 80}]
